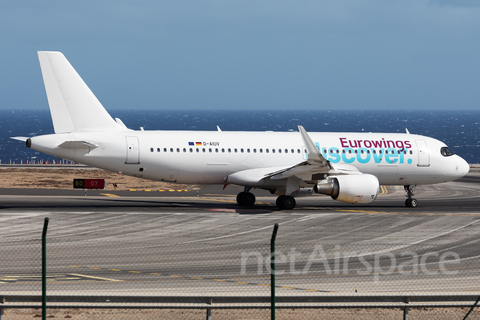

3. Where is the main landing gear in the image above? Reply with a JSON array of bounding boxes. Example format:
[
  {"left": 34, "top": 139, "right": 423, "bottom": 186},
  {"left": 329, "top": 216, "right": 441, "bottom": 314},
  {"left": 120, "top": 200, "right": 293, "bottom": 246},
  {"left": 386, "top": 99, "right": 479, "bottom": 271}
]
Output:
[
  {"left": 236, "top": 188, "right": 297, "bottom": 210},
  {"left": 276, "top": 195, "right": 296, "bottom": 210},
  {"left": 404, "top": 185, "right": 418, "bottom": 208},
  {"left": 236, "top": 187, "right": 256, "bottom": 207}
]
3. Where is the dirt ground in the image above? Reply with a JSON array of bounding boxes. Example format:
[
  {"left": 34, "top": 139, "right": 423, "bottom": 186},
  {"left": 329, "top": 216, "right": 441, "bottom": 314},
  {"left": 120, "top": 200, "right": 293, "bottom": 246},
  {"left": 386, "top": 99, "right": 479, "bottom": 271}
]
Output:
[
  {"left": 0, "top": 167, "right": 200, "bottom": 191},
  {"left": 3, "top": 307, "right": 480, "bottom": 319}
]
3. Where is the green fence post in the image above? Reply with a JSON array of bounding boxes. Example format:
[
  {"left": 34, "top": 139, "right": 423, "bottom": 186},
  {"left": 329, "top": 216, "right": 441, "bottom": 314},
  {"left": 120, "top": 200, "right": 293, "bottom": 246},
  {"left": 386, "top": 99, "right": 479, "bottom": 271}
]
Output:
[
  {"left": 270, "top": 223, "right": 279, "bottom": 320},
  {"left": 0, "top": 296, "right": 4, "bottom": 320},
  {"left": 42, "top": 217, "right": 49, "bottom": 320}
]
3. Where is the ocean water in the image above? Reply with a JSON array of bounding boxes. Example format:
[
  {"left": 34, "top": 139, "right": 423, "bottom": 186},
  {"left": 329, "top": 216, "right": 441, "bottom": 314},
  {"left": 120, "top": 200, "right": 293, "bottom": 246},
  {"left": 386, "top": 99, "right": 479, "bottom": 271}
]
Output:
[{"left": 1, "top": 110, "right": 479, "bottom": 163}]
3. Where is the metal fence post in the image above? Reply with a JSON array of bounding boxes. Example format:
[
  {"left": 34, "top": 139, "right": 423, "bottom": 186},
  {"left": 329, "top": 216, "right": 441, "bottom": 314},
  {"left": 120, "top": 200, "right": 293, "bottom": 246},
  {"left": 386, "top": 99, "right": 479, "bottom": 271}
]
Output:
[
  {"left": 463, "top": 295, "right": 480, "bottom": 320},
  {"left": 0, "top": 296, "right": 4, "bottom": 320},
  {"left": 206, "top": 298, "right": 212, "bottom": 320},
  {"left": 403, "top": 296, "right": 409, "bottom": 320},
  {"left": 270, "top": 223, "right": 279, "bottom": 320},
  {"left": 42, "top": 217, "right": 49, "bottom": 320}
]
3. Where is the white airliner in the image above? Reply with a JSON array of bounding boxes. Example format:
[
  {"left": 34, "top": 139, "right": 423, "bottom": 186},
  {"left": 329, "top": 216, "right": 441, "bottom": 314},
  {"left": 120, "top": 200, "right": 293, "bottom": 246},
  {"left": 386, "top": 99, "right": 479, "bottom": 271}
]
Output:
[{"left": 12, "top": 51, "right": 470, "bottom": 209}]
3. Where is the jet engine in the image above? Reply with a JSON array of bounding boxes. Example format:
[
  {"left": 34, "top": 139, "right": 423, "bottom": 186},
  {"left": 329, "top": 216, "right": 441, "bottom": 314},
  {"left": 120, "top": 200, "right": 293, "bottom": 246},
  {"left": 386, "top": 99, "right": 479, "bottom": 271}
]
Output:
[{"left": 314, "top": 174, "right": 379, "bottom": 204}]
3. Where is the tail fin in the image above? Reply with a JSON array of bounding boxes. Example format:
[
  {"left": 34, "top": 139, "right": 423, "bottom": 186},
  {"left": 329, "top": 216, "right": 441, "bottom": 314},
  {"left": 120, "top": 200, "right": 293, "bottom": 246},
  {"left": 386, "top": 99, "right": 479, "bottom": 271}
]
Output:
[{"left": 38, "top": 51, "right": 126, "bottom": 133}]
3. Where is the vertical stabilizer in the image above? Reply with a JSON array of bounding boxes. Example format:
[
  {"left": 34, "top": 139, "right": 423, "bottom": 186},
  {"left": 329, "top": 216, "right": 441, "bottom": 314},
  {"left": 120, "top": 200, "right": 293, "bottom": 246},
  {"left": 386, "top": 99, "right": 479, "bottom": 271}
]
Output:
[{"left": 38, "top": 51, "right": 125, "bottom": 133}]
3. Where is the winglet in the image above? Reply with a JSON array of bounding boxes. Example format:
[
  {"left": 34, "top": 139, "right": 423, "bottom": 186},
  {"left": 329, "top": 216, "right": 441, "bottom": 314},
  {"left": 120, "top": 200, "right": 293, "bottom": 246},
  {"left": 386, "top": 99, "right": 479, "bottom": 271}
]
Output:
[{"left": 298, "top": 125, "right": 328, "bottom": 164}]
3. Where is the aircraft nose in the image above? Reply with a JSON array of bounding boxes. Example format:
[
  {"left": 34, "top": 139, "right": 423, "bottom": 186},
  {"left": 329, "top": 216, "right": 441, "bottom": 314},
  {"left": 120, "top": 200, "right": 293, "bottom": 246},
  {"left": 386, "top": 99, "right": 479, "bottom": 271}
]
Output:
[{"left": 456, "top": 157, "right": 470, "bottom": 178}]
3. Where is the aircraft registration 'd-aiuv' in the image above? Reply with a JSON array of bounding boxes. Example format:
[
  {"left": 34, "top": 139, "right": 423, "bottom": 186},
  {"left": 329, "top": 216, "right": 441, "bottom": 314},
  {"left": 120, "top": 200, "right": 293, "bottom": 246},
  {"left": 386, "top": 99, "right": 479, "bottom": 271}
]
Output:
[{"left": 12, "top": 52, "right": 469, "bottom": 209}]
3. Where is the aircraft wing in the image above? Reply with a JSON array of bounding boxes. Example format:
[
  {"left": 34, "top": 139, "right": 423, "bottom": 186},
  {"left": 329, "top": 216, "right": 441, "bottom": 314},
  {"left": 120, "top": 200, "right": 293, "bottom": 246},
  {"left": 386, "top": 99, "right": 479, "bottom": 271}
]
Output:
[
  {"left": 227, "top": 126, "right": 361, "bottom": 185},
  {"left": 265, "top": 160, "right": 360, "bottom": 180},
  {"left": 265, "top": 125, "right": 332, "bottom": 180},
  {"left": 265, "top": 126, "right": 363, "bottom": 180}
]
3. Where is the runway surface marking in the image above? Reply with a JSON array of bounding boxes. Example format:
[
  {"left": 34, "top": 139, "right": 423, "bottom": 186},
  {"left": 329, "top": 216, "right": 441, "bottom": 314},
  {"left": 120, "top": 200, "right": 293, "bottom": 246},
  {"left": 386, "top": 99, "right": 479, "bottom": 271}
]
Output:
[
  {"left": 180, "top": 217, "right": 299, "bottom": 244},
  {"left": 100, "top": 193, "right": 120, "bottom": 198},
  {"left": 0, "top": 273, "right": 122, "bottom": 283},
  {"left": 379, "top": 186, "right": 388, "bottom": 195},
  {"left": 128, "top": 189, "right": 189, "bottom": 192},
  {"left": 334, "top": 209, "right": 480, "bottom": 216},
  {"left": 67, "top": 265, "right": 330, "bottom": 293},
  {"left": 69, "top": 273, "right": 124, "bottom": 282}
]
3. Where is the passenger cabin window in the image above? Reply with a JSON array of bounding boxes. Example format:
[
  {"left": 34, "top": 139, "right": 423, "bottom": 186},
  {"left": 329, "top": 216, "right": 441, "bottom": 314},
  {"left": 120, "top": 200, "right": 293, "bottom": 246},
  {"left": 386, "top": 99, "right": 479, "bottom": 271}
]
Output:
[{"left": 441, "top": 147, "right": 454, "bottom": 157}]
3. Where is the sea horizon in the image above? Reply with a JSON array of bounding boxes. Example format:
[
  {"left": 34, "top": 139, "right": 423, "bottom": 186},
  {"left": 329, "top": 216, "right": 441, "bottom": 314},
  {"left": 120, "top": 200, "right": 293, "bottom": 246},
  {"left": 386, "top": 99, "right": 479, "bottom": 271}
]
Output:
[{"left": 1, "top": 109, "right": 479, "bottom": 164}]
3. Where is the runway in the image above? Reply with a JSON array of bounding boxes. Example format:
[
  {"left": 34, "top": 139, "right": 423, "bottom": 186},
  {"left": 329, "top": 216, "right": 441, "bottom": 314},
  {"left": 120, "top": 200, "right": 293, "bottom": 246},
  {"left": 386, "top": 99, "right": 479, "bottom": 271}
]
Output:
[{"left": 1, "top": 175, "right": 480, "bottom": 295}]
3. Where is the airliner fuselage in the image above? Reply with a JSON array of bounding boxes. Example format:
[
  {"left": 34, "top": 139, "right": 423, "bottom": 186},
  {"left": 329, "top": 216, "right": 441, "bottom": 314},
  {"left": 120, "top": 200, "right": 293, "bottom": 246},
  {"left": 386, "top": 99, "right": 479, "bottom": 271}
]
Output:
[
  {"left": 15, "top": 51, "right": 470, "bottom": 210},
  {"left": 29, "top": 130, "right": 468, "bottom": 187}
]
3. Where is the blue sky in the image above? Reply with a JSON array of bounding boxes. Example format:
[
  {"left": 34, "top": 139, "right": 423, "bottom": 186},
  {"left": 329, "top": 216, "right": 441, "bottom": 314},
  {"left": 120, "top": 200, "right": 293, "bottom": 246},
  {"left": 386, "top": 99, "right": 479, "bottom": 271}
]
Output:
[{"left": 0, "top": 0, "right": 479, "bottom": 110}]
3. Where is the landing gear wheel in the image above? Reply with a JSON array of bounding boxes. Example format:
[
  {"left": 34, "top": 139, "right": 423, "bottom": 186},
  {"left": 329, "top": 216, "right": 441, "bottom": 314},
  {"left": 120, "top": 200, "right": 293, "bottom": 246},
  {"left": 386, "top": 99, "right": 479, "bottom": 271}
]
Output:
[
  {"left": 405, "top": 199, "right": 418, "bottom": 208},
  {"left": 236, "top": 192, "right": 255, "bottom": 207},
  {"left": 410, "top": 199, "right": 418, "bottom": 208},
  {"left": 276, "top": 195, "right": 296, "bottom": 210},
  {"left": 276, "top": 195, "right": 285, "bottom": 208}
]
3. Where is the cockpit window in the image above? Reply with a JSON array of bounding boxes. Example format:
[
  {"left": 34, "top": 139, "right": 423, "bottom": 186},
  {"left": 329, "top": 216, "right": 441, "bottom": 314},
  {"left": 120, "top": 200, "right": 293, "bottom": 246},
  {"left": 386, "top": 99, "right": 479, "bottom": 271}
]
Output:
[{"left": 440, "top": 147, "right": 454, "bottom": 157}]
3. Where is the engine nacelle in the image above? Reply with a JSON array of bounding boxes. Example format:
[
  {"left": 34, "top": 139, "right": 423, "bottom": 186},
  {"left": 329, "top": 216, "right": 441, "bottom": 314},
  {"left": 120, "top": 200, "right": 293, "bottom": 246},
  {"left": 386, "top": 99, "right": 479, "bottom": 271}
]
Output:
[{"left": 314, "top": 174, "right": 379, "bottom": 204}]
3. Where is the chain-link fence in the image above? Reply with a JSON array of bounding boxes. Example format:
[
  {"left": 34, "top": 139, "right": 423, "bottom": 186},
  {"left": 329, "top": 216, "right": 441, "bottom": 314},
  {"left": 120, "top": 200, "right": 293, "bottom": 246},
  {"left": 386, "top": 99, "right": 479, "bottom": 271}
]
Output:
[{"left": 2, "top": 223, "right": 480, "bottom": 319}]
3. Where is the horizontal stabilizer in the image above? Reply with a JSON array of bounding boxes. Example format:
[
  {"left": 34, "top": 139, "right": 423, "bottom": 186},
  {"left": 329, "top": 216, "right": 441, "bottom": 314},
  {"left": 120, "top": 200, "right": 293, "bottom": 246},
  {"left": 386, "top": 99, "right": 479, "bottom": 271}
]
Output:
[
  {"left": 10, "top": 136, "right": 29, "bottom": 142},
  {"left": 57, "top": 141, "right": 99, "bottom": 150}
]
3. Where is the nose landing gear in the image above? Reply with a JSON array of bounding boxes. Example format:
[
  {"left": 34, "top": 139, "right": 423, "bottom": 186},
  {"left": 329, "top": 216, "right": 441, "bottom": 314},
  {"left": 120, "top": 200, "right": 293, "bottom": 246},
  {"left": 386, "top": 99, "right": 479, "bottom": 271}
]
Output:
[{"left": 404, "top": 185, "right": 418, "bottom": 207}]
